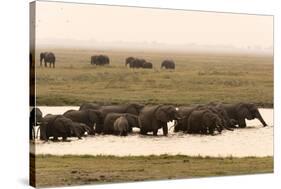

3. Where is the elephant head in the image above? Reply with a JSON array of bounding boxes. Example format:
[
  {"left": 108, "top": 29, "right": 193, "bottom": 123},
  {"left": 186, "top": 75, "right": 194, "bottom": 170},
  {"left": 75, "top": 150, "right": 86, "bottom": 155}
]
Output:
[
  {"left": 155, "top": 105, "right": 181, "bottom": 123},
  {"left": 237, "top": 103, "right": 267, "bottom": 127},
  {"left": 87, "top": 109, "right": 103, "bottom": 134},
  {"left": 202, "top": 110, "right": 223, "bottom": 134}
]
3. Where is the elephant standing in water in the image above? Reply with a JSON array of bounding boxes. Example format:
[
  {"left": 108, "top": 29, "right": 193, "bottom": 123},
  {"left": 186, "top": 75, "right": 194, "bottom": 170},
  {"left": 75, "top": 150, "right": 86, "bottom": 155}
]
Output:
[
  {"left": 113, "top": 116, "right": 130, "bottom": 136},
  {"left": 187, "top": 109, "right": 223, "bottom": 135},
  {"left": 173, "top": 106, "right": 196, "bottom": 132},
  {"left": 40, "top": 52, "right": 56, "bottom": 68},
  {"left": 218, "top": 103, "right": 268, "bottom": 128},
  {"left": 103, "top": 113, "right": 140, "bottom": 135},
  {"left": 161, "top": 60, "right": 175, "bottom": 69},
  {"left": 63, "top": 109, "right": 103, "bottom": 135},
  {"left": 39, "top": 115, "right": 82, "bottom": 141},
  {"left": 94, "top": 103, "right": 144, "bottom": 133},
  {"left": 30, "top": 107, "right": 43, "bottom": 140},
  {"left": 139, "top": 105, "right": 181, "bottom": 136}
]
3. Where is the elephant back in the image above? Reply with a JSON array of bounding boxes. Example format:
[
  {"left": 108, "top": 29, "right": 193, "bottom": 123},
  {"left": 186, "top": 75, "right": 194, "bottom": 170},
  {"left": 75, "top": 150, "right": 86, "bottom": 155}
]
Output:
[{"left": 79, "top": 103, "right": 100, "bottom": 110}]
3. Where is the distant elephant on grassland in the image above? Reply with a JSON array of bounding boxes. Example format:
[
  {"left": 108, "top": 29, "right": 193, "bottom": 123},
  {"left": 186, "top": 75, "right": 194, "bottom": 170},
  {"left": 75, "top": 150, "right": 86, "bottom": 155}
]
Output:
[
  {"left": 218, "top": 103, "right": 267, "bottom": 128},
  {"left": 113, "top": 116, "right": 130, "bottom": 136},
  {"left": 95, "top": 103, "right": 144, "bottom": 133},
  {"left": 40, "top": 52, "right": 56, "bottom": 68},
  {"left": 139, "top": 105, "right": 181, "bottom": 136},
  {"left": 39, "top": 114, "right": 82, "bottom": 141},
  {"left": 125, "top": 57, "right": 135, "bottom": 67},
  {"left": 79, "top": 103, "right": 100, "bottom": 111},
  {"left": 143, "top": 62, "right": 153, "bottom": 69},
  {"left": 161, "top": 60, "right": 175, "bottom": 69},
  {"left": 187, "top": 109, "right": 223, "bottom": 135},
  {"left": 91, "top": 55, "right": 110, "bottom": 65},
  {"left": 63, "top": 109, "right": 103, "bottom": 135},
  {"left": 30, "top": 107, "right": 43, "bottom": 140},
  {"left": 103, "top": 113, "right": 140, "bottom": 134},
  {"left": 130, "top": 58, "right": 146, "bottom": 68}
]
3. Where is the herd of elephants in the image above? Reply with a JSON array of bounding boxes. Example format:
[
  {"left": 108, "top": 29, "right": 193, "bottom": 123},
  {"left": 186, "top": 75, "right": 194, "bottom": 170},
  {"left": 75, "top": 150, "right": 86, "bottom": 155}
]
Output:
[
  {"left": 33, "top": 51, "right": 268, "bottom": 142},
  {"left": 39, "top": 52, "right": 175, "bottom": 69},
  {"left": 30, "top": 102, "right": 268, "bottom": 142}
]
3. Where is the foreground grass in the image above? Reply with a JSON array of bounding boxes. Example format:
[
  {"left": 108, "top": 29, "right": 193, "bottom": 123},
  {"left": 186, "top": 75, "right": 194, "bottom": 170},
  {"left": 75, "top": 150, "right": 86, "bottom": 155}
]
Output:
[
  {"left": 31, "top": 154, "right": 273, "bottom": 187},
  {"left": 35, "top": 49, "right": 273, "bottom": 107}
]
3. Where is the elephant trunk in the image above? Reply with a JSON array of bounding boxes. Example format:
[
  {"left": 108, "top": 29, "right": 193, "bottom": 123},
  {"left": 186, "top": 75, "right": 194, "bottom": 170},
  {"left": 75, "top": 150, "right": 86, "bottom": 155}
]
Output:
[{"left": 256, "top": 112, "right": 268, "bottom": 127}]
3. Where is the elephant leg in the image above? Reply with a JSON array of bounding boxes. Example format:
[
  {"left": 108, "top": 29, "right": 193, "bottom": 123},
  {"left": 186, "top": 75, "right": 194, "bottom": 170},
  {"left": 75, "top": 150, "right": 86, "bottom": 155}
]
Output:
[
  {"left": 53, "top": 136, "right": 59, "bottom": 141},
  {"left": 44, "top": 60, "right": 47, "bottom": 67},
  {"left": 208, "top": 127, "right": 214, "bottom": 135},
  {"left": 153, "top": 129, "right": 158, "bottom": 136},
  {"left": 53, "top": 62, "right": 55, "bottom": 68},
  {"left": 238, "top": 119, "right": 247, "bottom": 128},
  {"left": 162, "top": 125, "right": 168, "bottom": 136},
  {"left": 140, "top": 129, "right": 147, "bottom": 135}
]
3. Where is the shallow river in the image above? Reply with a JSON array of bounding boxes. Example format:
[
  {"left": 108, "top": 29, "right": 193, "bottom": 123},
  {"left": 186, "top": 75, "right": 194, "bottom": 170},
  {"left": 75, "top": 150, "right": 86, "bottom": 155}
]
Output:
[{"left": 31, "top": 106, "right": 273, "bottom": 157}]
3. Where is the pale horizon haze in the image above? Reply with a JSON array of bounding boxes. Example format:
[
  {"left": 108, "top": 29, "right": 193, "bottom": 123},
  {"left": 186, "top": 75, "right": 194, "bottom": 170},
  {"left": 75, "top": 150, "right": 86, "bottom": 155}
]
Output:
[{"left": 34, "top": 1, "right": 273, "bottom": 54}]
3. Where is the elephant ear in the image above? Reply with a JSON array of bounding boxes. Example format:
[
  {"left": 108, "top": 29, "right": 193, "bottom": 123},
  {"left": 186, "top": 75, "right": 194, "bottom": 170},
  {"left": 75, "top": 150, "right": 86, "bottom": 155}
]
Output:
[
  {"left": 237, "top": 104, "right": 251, "bottom": 119},
  {"left": 156, "top": 106, "right": 170, "bottom": 123},
  {"left": 87, "top": 110, "right": 101, "bottom": 123}
]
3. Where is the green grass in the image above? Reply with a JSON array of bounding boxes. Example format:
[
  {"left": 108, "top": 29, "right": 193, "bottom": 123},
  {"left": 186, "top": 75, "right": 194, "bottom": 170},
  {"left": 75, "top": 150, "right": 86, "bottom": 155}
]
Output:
[
  {"left": 31, "top": 154, "right": 273, "bottom": 187},
  {"left": 35, "top": 48, "right": 273, "bottom": 107}
]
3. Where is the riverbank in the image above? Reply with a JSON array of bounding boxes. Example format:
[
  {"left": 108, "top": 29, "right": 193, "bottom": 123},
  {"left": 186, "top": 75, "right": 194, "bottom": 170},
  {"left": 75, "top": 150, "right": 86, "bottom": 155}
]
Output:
[{"left": 31, "top": 154, "right": 273, "bottom": 188}]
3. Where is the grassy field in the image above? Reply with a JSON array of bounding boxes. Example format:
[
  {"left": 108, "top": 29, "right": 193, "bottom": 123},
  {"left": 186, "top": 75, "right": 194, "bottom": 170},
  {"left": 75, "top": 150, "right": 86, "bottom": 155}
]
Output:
[
  {"left": 35, "top": 48, "right": 273, "bottom": 107},
  {"left": 31, "top": 154, "right": 273, "bottom": 187}
]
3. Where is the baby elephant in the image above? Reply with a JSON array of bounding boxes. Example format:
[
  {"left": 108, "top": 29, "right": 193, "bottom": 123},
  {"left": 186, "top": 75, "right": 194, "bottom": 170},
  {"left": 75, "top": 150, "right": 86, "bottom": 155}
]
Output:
[{"left": 113, "top": 116, "right": 130, "bottom": 136}]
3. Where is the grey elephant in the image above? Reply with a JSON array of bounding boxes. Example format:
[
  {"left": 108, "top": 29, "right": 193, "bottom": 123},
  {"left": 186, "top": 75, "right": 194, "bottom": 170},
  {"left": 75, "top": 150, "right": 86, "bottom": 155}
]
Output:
[
  {"left": 63, "top": 109, "right": 103, "bottom": 135},
  {"left": 95, "top": 103, "right": 144, "bottom": 133},
  {"left": 30, "top": 107, "right": 43, "bottom": 140},
  {"left": 139, "top": 105, "right": 181, "bottom": 136},
  {"left": 103, "top": 113, "right": 140, "bottom": 134},
  {"left": 187, "top": 109, "right": 223, "bottom": 135},
  {"left": 70, "top": 123, "right": 91, "bottom": 137},
  {"left": 113, "top": 116, "right": 130, "bottom": 136},
  {"left": 91, "top": 55, "right": 110, "bottom": 65},
  {"left": 173, "top": 106, "right": 196, "bottom": 132},
  {"left": 161, "top": 60, "right": 175, "bottom": 69},
  {"left": 196, "top": 104, "right": 234, "bottom": 131},
  {"left": 129, "top": 58, "right": 146, "bottom": 68},
  {"left": 40, "top": 52, "right": 56, "bottom": 68},
  {"left": 125, "top": 57, "right": 135, "bottom": 67},
  {"left": 39, "top": 114, "right": 82, "bottom": 141},
  {"left": 218, "top": 103, "right": 267, "bottom": 128},
  {"left": 143, "top": 62, "right": 153, "bottom": 69}
]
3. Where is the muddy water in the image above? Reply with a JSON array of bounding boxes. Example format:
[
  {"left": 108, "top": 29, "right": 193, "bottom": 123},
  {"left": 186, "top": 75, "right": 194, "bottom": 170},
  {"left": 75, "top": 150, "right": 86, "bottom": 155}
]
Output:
[{"left": 32, "top": 107, "right": 273, "bottom": 157}]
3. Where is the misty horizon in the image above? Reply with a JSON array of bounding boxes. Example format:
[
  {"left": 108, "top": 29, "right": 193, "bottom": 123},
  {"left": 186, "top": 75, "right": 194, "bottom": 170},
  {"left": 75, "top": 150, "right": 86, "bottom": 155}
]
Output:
[{"left": 35, "top": 1, "right": 273, "bottom": 55}]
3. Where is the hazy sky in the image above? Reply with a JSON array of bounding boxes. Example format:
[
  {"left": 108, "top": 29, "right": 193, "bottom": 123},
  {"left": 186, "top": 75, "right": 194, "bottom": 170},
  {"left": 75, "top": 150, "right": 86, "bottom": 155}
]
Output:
[{"left": 35, "top": 1, "right": 273, "bottom": 52}]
